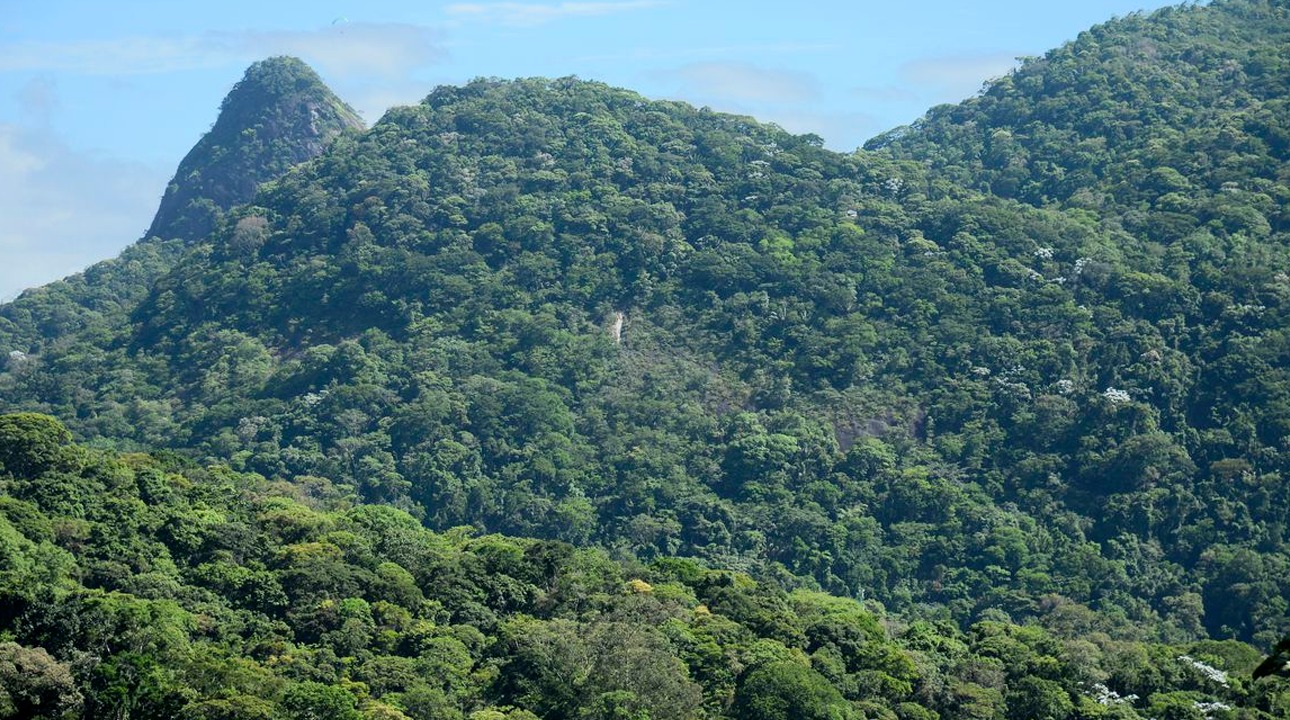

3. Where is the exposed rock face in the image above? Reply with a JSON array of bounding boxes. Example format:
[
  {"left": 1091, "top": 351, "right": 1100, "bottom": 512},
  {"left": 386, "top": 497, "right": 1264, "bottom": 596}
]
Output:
[{"left": 146, "top": 56, "right": 364, "bottom": 242}]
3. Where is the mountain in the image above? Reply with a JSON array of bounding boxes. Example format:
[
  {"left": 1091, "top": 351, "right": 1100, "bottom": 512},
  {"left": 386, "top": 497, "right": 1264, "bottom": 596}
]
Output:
[
  {"left": 0, "top": 57, "right": 363, "bottom": 356},
  {"left": 3, "top": 3, "right": 1290, "bottom": 716},
  {"left": 868, "top": 0, "right": 1290, "bottom": 215},
  {"left": 147, "top": 55, "right": 365, "bottom": 242},
  {"left": 7, "top": 2, "right": 1290, "bottom": 645}
]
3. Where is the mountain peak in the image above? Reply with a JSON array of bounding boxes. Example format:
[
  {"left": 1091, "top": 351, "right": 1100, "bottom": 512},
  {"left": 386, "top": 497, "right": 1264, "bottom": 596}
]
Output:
[
  {"left": 218, "top": 56, "right": 337, "bottom": 115},
  {"left": 146, "top": 56, "right": 364, "bottom": 242}
]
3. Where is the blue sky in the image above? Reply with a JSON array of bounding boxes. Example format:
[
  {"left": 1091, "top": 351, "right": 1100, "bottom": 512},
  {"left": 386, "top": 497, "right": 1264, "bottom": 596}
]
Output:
[{"left": 1, "top": 0, "right": 1183, "bottom": 299}]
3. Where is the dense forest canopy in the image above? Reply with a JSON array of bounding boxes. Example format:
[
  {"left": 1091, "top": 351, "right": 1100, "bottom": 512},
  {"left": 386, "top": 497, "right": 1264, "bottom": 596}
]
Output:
[
  {"left": 0, "top": 414, "right": 1285, "bottom": 718},
  {"left": 3, "top": 1, "right": 1290, "bottom": 718}
]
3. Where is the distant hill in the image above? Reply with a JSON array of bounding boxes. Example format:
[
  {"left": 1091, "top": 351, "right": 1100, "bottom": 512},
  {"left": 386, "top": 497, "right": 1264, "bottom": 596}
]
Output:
[
  {"left": 3, "top": 0, "right": 1290, "bottom": 669},
  {"left": 868, "top": 0, "right": 1290, "bottom": 226}
]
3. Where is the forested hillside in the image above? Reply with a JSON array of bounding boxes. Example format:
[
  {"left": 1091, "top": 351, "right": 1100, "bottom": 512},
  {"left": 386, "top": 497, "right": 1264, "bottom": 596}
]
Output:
[
  {"left": 147, "top": 56, "right": 365, "bottom": 243},
  {"left": 0, "top": 412, "right": 1283, "bottom": 718},
  {"left": 3, "top": 1, "right": 1290, "bottom": 717}
]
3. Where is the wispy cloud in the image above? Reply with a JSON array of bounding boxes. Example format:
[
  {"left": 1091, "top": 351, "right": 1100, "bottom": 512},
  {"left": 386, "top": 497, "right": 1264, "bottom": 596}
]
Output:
[
  {"left": 0, "top": 23, "right": 445, "bottom": 80},
  {"left": 898, "top": 51, "right": 1021, "bottom": 99},
  {"left": 446, "top": 1, "right": 667, "bottom": 26},
  {"left": 0, "top": 123, "right": 168, "bottom": 300},
  {"left": 851, "top": 84, "right": 920, "bottom": 105},
  {"left": 0, "top": 23, "right": 447, "bottom": 123},
  {"left": 664, "top": 62, "right": 820, "bottom": 105},
  {"left": 578, "top": 42, "right": 838, "bottom": 63},
  {"left": 253, "top": 24, "right": 446, "bottom": 80},
  {"left": 16, "top": 75, "right": 59, "bottom": 126}
]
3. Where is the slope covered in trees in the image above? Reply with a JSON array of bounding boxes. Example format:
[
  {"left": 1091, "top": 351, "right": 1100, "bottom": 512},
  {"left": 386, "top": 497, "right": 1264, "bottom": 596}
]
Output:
[
  {"left": 868, "top": 1, "right": 1290, "bottom": 215},
  {"left": 0, "top": 412, "right": 1285, "bottom": 719},
  {"left": 2, "top": 4, "right": 1290, "bottom": 715},
  {"left": 4, "top": 75, "right": 1169, "bottom": 635}
]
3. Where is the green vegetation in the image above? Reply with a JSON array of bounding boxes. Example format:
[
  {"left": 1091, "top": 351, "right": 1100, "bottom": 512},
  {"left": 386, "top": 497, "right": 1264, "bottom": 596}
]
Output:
[
  {"left": 0, "top": 413, "right": 1285, "bottom": 718},
  {"left": 148, "top": 56, "right": 366, "bottom": 242},
  {"left": 3, "top": 1, "right": 1290, "bottom": 717}
]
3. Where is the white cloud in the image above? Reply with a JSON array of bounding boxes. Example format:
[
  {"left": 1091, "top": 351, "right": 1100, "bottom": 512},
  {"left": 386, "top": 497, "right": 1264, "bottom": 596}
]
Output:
[
  {"left": 898, "top": 51, "right": 1021, "bottom": 100},
  {"left": 342, "top": 81, "right": 441, "bottom": 124},
  {"left": 577, "top": 41, "right": 838, "bottom": 63},
  {"left": 16, "top": 75, "right": 59, "bottom": 125},
  {"left": 0, "top": 23, "right": 448, "bottom": 127},
  {"left": 665, "top": 62, "right": 820, "bottom": 105},
  {"left": 245, "top": 24, "right": 446, "bottom": 80},
  {"left": 445, "top": 1, "right": 666, "bottom": 26},
  {"left": 0, "top": 123, "right": 168, "bottom": 300},
  {"left": 0, "top": 23, "right": 445, "bottom": 80}
]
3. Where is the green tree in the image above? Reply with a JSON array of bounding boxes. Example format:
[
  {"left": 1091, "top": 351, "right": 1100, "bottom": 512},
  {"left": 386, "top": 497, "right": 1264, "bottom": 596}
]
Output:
[
  {"left": 0, "top": 414, "right": 78, "bottom": 479},
  {"left": 733, "top": 661, "right": 858, "bottom": 720},
  {"left": 0, "top": 643, "right": 82, "bottom": 719},
  {"left": 280, "top": 681, "right": 362, "bottom": 720}
]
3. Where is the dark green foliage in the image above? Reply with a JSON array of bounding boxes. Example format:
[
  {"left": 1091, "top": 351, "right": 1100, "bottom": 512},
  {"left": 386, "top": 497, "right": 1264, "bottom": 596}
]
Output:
[
  {"left": 0, "top": 413, "right": 77, "bottom": 478},
  {"left": 279, "top": 682, "right": 362, "bottom": 720},
  {"left": 1005, "top": 677, "right": 1072, "bottom": 720},
  {"left": 2, "top": 419, "right": 1278, "bottom": 717},
  {"left": 733, "top": 661, "right": 856, "bottom": 720}
]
